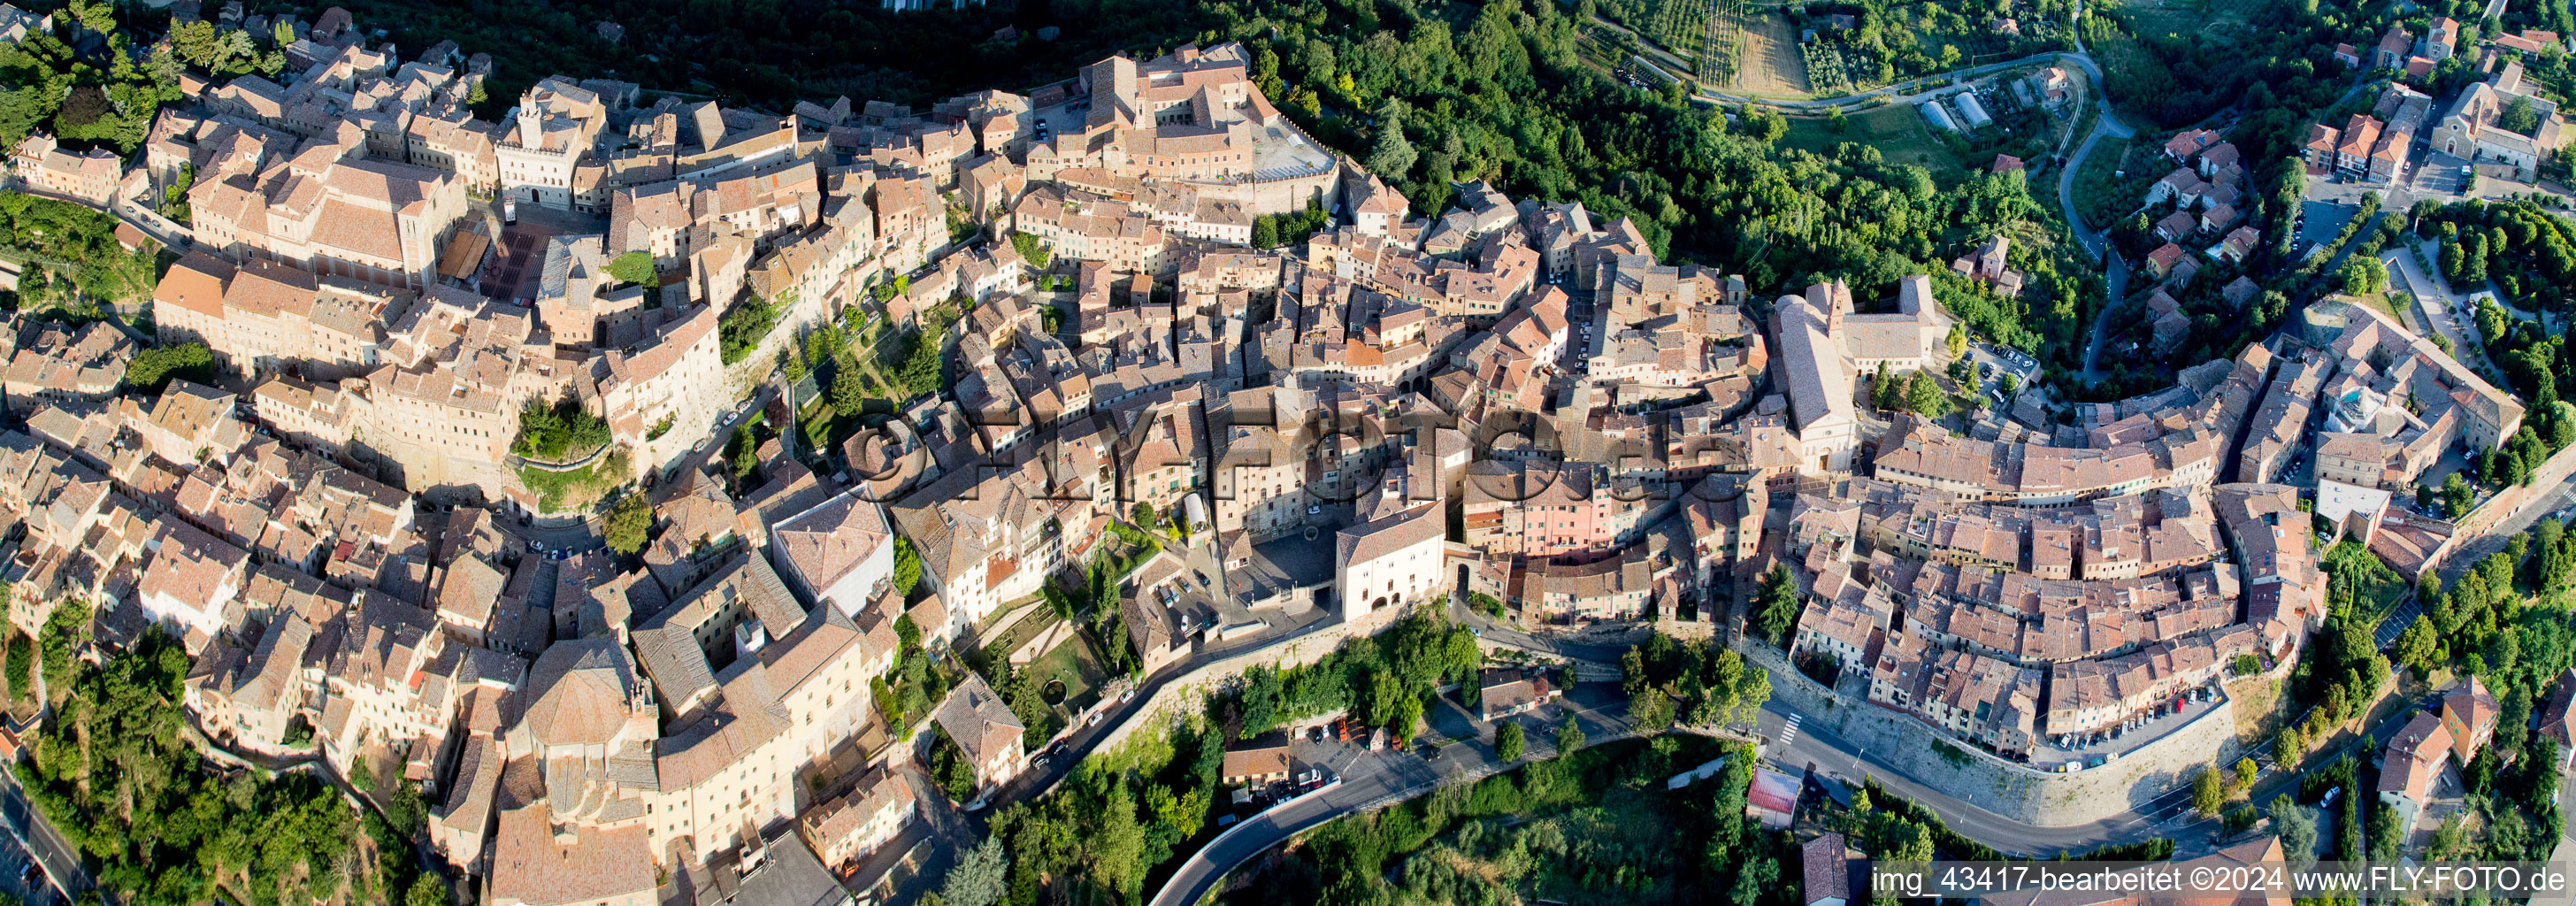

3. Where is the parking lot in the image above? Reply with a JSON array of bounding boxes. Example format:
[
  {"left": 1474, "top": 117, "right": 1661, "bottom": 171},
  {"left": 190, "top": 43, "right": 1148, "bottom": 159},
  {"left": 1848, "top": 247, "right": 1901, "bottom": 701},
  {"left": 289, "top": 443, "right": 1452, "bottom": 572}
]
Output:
[
  {"left": 2296, "top": 200, "right": 2357, "bottom": 255},
  {"left": 1966, "top": 342, "right": 2038, "bottom": 402},
  {"left": 2037, "top": 680, "right": 2227, "bottom": 768}
]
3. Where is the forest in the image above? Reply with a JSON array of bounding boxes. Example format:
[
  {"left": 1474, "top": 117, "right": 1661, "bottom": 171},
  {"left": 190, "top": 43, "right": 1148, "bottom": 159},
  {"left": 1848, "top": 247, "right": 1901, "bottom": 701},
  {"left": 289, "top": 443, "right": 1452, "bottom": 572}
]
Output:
[{"left": 327, "top": 0, "right": 1208, "bottom": 115}]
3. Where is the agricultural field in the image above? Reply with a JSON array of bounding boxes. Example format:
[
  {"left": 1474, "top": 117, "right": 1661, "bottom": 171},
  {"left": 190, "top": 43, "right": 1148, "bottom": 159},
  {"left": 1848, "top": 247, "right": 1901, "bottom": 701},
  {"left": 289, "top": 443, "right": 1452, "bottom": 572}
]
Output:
[
  {"left": 1730, "top": 12, "right": 1810, "bottom": 96},
  {"left": 1803, "top": 40, "right": 1859, "bottom": 94},
  {"left": 1641, "top": 0, "right": 1708, "bottom": 64},
  {"left": 1598, "top": 0, "right": 1711, "bottom": 67}
]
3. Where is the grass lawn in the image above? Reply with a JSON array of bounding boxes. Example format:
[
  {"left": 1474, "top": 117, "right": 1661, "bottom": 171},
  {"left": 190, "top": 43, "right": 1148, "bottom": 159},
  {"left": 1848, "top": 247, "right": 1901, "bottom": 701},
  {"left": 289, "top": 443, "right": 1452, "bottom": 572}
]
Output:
[
  {"left": 2329, "top": 289, "right": 2409, "bottom": 330},
  {"left": 1779, "top": 104, "right": 1969, "bottom": 181},
  {"left": 1021, "top": 630, "right": 1110, "bottom": 719},
  {"left": 517, "top": 458, "right": 614, "bottom": 513},
  {"left": 981, "top": 607, "right": 1065, "bottom": 664},
  {"left": 2226, "top": 673, "right": 2283, "bottom": 749}
]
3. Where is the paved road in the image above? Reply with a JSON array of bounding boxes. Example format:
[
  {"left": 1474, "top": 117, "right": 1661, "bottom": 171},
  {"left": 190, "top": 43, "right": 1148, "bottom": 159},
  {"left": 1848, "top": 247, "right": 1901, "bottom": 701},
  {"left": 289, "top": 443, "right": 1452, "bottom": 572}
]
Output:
[
  {"left": 1146, "top": 754, "right": 1427, "bottom": 906},
  {"left": 2437, "top": 472, "right": 2576, "bottom": 584},
  {"left": 1147, "top": 683, "right": 1637, "bottom": 906},
  {"left": 2078, "top": 253, "right": 2132, "bottom": 382},
  {"left": 2049, "top": 35, "right": 2138, "bottom": 383},
  {"left": 1447, "top": 594, "right": 1636, "bottom": 664},
  {"left": 0, "top": 766, "right": 85, "bottom": 903}
]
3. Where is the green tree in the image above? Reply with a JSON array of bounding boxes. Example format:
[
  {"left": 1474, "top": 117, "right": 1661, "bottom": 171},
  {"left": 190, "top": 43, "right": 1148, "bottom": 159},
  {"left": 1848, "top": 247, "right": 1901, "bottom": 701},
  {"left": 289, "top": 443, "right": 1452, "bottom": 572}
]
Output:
[
  {"left": 1729, "top": 851, "right": 1780, "bottom": 906},
  {"left": 893, "top": 536, "right": 924, "bottom": 597},
  {"left": 936, "top": 834, "right": 1009, "bottom": 906},
  {"left": 1620, "top": 646, "right": 1648, "bottom": 697},
  {"left": 36, "top": 598, "right": 86, "bottom": 705},
  {"left": 829, "top": 365, "right": 870, "bottom": 417},
  {"left": 1945, "top": 322, "right": 1968, "bottom": 358},
  {"left": 123, "top": 342, "right": 214, "bottom": 391},
  {"left": 2275, "top": 726, "right": 2304, "bottom": 765},
  {"left": 1629, "top": 687, "right": 1675, "bottom": 732},
  {"left": 1008, "top": 231, "right": 1052, "bottom": 269},
  {"left": 3, "top": 632, "right": 27, "bottom": 704},
  {"left": 1553, "top": 716, "right": 1586, "bottom": 756},
  {"left": 169, "top": 20, "right": 222, "bottom": 68},
  {"left": 1754, "top": 564, "right": 1800, "bottom": 646},
  {"left": 894, "top": 613, "right": 921, "bottom": 656},
  {"left": 604, "top": 494, "right": 652, "bottom": 555},
  {"left": 2192, "top": 764, "right": 2224, "bottom": 816},
  {"left": 2273, "top": 795, "right": 2319, "bottom": 871},
  {"left": 1084, "top": 780, "right": 1149, "bottom": 898},
  {"left": 1905, "top": 371, "right": 1949, "bottom": 417},
  {"left": 2340, "top": 257, "right": 2386, "bottom": 296},
  {"left": 406, "top": 876, "right": 447, "bottom": 906},
  {"left": 2503, "top": 96, "right": 2541, "bottom": 134},
  {"left": 2233, "top": 756, "right": 2258, "bottom": 790},
  {"left": 387, "top": 780, "right": 426, "bottom": 835},
  {"left": 896, "top": 326, "right": 943, "bottom": 395},
  {"left": 1495, "top": 720, "right": 1525, "bottom": 761},
  {"left": 2394, "top": 620, "right": 2439, "bottom": 675},
  {"left": 1364, "top": 99, "right": 1416, "bottom": 180},
  {"left": 718, "top": 296, "right": 778, "bottom": 365},
  {"left": 1732, "top": 665, "right": 1772, "bottom": 725}
]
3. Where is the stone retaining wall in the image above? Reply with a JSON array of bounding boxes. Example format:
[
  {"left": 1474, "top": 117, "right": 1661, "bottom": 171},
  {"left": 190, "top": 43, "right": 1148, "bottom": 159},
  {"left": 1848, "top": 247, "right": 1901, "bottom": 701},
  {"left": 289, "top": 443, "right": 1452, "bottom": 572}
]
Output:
[
  {"left": 1091, "top": 620, "right": 1363, "bottom": 754},
  {"left": 1745, "top": 642, "right": 2242, "bottom": 827}
]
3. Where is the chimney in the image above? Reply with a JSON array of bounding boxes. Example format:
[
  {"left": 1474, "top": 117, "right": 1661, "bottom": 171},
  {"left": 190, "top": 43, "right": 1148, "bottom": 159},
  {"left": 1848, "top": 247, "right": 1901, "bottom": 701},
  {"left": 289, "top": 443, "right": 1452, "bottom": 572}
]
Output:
[{"left": 516, "top": 108, "right": 542, "bottom": 149}]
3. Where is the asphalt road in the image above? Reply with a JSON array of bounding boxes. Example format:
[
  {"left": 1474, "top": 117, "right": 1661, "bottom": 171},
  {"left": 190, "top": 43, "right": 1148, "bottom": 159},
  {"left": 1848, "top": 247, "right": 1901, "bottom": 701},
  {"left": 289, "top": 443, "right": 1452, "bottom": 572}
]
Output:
[
  {"left": 0, "top": 766, "right": 81, "bottom": 903},
  {"left": 1146, "top": 683, "right": 1635, "bottom": 906},
  {"left": 2041, "top": 38, "right": 2136, "bottom": 383},
  {"left": 1146, "top": 756, "right": 1422, "bottom": 906}
]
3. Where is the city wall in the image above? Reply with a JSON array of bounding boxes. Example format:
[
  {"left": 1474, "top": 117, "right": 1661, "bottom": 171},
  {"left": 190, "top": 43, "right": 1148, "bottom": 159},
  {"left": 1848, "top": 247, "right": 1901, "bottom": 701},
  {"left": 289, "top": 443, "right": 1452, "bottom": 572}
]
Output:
[
  {"left": 1744, "top": 643, "right": 2242, "bottom": 833},
  {"left": 2422, "top": 436, "right": 2576, "bottom": 576},
  {"left": 1193, "top": 165, "right": 1339, "bottom": 217}
]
